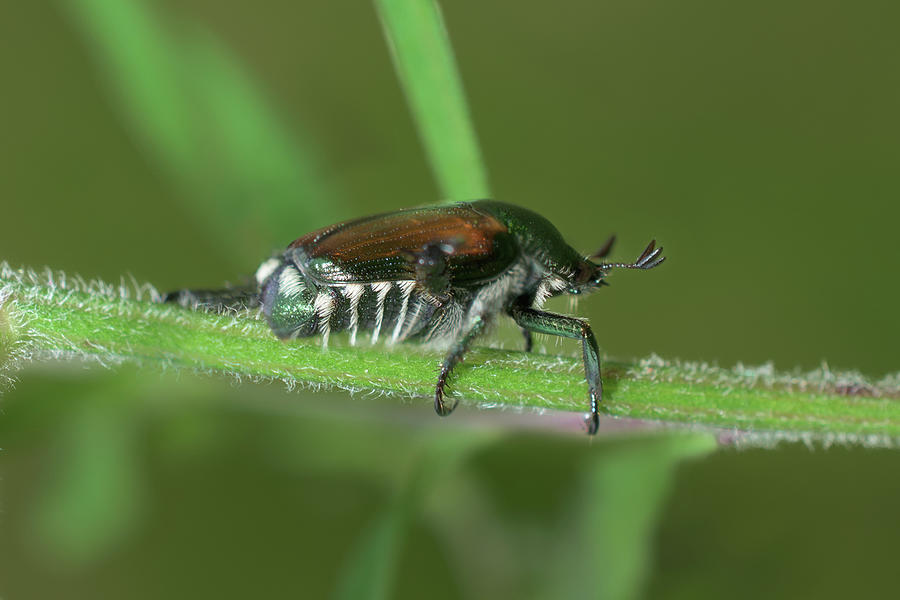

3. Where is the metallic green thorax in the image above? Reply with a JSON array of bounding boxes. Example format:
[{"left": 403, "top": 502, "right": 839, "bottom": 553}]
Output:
[{"left": 470, "top": 200, "right": 586, "bottom": 278}]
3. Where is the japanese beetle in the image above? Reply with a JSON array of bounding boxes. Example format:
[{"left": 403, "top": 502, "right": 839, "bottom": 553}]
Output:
[
  {"left": 169, "top": 201, "right": 665, "bottom": 434},
  {"left": 261, "top": 200, "right": 665, "bottom": 434}
]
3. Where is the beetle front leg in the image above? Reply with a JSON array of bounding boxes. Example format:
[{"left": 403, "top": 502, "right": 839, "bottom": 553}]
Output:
[
  {"left": 508, "top": 306, "right": 602, "bottom": 435},
  {"left": 435, "top": 316, "right": 486, "bottom": 417}
]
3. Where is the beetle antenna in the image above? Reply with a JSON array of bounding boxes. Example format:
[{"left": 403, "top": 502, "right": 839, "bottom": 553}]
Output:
[
  {"left": 599, "top": 240, "right": 666, "bottom": 270},
  {"left": 589, "top": 234, "right": 616, "bottom": 260}
]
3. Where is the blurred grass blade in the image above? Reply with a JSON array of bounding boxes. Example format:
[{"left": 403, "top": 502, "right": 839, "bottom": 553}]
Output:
[
  {"left": 536, "top": 434, "right": 716, "bottom": 600},
  {"left": 333, "top": 496, "right": 406, "bottom": 600},
  {"left": 184, "top": 30, "right": 335, "bottom": 249},
  {"left": 30, "top": 380, "right": 144, "bottom": 565},
  {"left": 62, "top": 0, "right": 193, "bottom": 172},
  {"left": 375, "top": 0, "right": 490, "bottom": 201},
  {"left": 334, "top": 432, "right": 500, "bottom": 600},
  {"left": 61, "top": 0, "right": 341, "bottom": 265}
]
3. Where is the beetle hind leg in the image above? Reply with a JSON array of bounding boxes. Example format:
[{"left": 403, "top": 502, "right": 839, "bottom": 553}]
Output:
[
  {"left": 434, "top": 316, "right": 486, "bottom": 417},
  {"left": 509, "top": 306, "right": 602, "bottom": 435}
]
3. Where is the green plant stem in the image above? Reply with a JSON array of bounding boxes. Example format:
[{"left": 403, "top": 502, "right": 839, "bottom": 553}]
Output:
[
  {"left": 2, "top": 264, "right": 899, "bottom": 446},
  {"left": 374, "top": 0, "right": 490, "bottom": 200}
]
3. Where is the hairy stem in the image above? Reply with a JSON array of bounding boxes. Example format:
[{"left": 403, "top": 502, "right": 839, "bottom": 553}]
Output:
[{"left": 2, "top": 263, "right": 898, "bottom": 447}]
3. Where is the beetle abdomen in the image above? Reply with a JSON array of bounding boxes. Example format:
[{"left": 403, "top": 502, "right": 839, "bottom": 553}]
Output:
[{"left": 261, "top": 262, "right": 446, "bottom": 347}]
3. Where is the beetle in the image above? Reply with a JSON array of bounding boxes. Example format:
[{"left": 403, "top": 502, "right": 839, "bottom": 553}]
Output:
[{"left": 168, "top": 200, "right": 665, "bottom": 434}]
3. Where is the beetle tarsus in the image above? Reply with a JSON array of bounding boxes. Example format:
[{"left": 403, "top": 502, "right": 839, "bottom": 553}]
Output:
[
  {"left": 586, "top": 387, "right": 601, "bottom": 435},
  {"left": 434, "top": 369, "right": 458, "bottom": 416},
  {"left": 585, "top": 412, "right": 600, "bottom": 435}
]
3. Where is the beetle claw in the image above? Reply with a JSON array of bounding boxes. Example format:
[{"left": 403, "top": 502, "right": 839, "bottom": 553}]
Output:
[
  {"left": 584, "top": 412, "right": 600, "bottom": 435},
  {"left": 434, "top": 388, "right": 458, "bottom": 416}
]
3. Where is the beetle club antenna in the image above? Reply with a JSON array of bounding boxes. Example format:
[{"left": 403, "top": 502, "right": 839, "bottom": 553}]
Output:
[{"left": 599, "top": 240, "right": 666, "bottom": 270}]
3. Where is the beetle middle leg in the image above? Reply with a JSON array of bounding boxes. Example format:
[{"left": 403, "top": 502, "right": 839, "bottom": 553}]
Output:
[
  {"left": 434, "top": 315, "right": 486, "bottom": 417},
  {"left": 508, "top": 306, "right": 602, "bottom": 435}
]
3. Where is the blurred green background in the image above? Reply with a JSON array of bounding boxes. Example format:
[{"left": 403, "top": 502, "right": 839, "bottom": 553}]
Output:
[{"left": 1, "top": 0, "right": 899, "bottom": 598}]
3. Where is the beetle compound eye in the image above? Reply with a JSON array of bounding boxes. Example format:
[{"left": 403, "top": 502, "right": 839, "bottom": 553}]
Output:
[{"left": 574, "top": 261, "right": 595, "bottom": 285}]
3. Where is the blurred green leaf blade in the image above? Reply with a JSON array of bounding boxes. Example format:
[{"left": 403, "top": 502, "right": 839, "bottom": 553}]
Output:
[
  {"left": 62, "top": 0, "right": 342, "bottom": 266},
  {"left": 334, "top": 431, "right": 502, "bottom": 600},
  {"left": 375, "top": 0, "right": 490, "bottom": 201},
  {"left": 29, "top": 383, "right": 145, "bottom": 565},
  {"left": 62, "top": 0, "right": 194, "bottom": 170},
  {"left": 535, "top": 434, "right": 717, "bottom": 600}
]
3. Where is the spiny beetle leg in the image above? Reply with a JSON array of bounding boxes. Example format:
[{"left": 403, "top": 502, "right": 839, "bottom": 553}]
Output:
[
  {"left": 509, "top": 306, "right": 602, "bottom": 435},
  {"left": 435, "top": 316, "right": 486, "bottom": 417}
]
